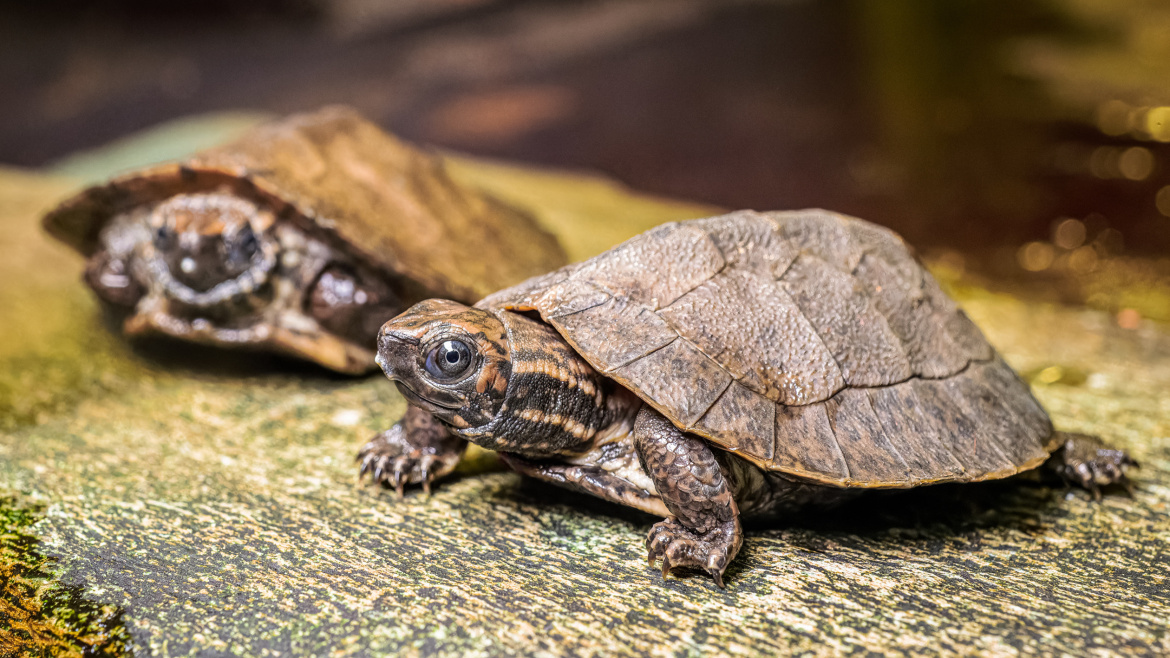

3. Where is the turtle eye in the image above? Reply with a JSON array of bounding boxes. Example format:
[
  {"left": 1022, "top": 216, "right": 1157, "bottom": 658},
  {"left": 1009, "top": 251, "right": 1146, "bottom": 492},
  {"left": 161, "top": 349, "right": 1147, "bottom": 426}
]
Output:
[
  {"left": 424, "top": 339, "right": 476, "bottom": 381},
  {"left": 154, "top": 225, "right": 172, "bottom": 249},
  {"left": 227, "top": 225, "right": 259, "bottom": 264}
]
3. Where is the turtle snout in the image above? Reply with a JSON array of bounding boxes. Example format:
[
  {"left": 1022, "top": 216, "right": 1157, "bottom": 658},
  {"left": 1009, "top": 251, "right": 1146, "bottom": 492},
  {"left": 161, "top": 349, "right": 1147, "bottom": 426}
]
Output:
[
  {"left": 165, "top": 234, "right": 251, "bottom": 293},
  {"left": 374, "top": 329, "right": 419, "bottom": 381}
]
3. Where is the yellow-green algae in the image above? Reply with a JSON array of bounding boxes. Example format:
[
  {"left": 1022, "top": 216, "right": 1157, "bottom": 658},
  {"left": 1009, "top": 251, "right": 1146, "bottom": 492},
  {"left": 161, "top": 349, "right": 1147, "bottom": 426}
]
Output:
[
  {"left": 0, "top": 146, "right": 1168, "bottom": 656},
  {"left": 1, "top": 497, "right": 132, "bottom": 656}
]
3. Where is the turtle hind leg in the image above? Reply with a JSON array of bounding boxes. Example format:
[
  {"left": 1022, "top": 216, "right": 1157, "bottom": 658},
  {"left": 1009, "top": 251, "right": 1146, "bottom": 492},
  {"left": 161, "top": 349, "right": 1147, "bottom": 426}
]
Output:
[
  {"left": 358, "top": 405, "right": 467, "bottom": 497},
  {"left": 1045, "top": 432, "right": 1137, "bottom": 500},
  {"left": 634, "top": 407, "right": 742, "bottom": 588}
]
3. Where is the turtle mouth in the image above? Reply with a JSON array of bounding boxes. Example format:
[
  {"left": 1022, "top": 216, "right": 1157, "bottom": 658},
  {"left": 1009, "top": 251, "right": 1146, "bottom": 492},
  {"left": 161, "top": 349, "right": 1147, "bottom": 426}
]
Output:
[
  {"left": 124, "top": 306, "right": 271, "bottom": 345},
  {"left": 122, "top": 303, "right": 375, "bottom": 374},
  {"left": 394, "top": 381, "right": 461, "bottom": 411},
  {"left": 135, "top": 240, "right": 278, "bottom": 311},
  {"left": 378, "top": 331, "right": 467, "bottom": 412}
]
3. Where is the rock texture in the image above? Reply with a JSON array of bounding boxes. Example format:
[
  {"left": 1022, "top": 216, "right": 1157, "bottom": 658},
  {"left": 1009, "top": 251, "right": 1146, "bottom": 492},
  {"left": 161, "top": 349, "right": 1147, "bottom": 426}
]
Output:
[{"left": 0, "top": 154, "right": 1167, "bottom": 656}]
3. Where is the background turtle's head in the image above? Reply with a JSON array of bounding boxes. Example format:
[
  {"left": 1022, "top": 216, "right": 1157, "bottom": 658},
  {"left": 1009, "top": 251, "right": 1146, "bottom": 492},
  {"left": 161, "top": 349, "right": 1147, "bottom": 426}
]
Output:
[
  {"left": 147, "top": 193, "right": 276, "bottom": 305},
  {"left": 82, "top": 188, "right": 401, "bottom": 373},
  {"left": 376, "top": 299, "right": 512, "bottom": 429}
]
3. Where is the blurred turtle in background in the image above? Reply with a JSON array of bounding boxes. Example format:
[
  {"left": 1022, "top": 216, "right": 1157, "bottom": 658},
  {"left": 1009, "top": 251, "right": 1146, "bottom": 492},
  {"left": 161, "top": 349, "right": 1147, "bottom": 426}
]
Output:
[{"left": 43, "top": 106, "right": 567, "bottom": 373}]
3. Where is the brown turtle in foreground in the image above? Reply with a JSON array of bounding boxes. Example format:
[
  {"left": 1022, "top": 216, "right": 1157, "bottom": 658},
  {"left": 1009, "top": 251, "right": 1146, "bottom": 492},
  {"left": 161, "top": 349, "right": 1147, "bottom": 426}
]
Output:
[
  {"left": 359, "top": 209, "right": 1135, "bottom": 586},
  {"left": 43, "top": 106, "right": 566, "bottom": 373}
]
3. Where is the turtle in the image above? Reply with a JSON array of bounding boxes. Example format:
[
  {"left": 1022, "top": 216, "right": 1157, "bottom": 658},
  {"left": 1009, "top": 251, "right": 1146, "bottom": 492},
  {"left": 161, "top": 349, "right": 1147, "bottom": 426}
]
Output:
[
  {"left": 42, "top": 105, "right": 567, "bottom": 373},
  {"left": 358, "top": 209, "right": 1136, "bottom": 586}
]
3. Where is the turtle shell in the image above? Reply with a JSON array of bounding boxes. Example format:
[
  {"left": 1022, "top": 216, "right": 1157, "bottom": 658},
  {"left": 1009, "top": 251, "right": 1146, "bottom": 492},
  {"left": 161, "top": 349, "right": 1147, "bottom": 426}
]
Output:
[
  {"left": 481, "top": 209, "right": 1057, "bottom": 488},
  {"left": 44, "top": 105, "right": 567, "bottom": 305}
]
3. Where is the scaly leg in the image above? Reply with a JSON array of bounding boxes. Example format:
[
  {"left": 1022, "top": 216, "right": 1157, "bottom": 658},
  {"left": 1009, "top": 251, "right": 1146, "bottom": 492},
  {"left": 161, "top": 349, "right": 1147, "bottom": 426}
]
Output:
[
  {"left": 85, "top": 249, "right": 144, "bottom": 308},
  {"left": 358, "top": 405, "right": 467, "bottom": 497},
  {"left": 634, "top": 406, "right": 742, "bottom": 588}
]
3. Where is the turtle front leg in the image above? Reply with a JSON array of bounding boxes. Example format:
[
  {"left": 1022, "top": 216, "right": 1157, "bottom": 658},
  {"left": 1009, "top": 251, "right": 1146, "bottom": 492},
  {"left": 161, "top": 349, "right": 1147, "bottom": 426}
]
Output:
[
  {"left": 634, "top": 407, "right": 742, "bottom": 588},
  {"left": 84, "top": 249, "right": 145, "bottom": 308},
  {"left": 1046, "top": 432, "right": 1137, "bottom": 499},
  {"left": 358, "top": 405, "right": 466, "bottom": 497}
]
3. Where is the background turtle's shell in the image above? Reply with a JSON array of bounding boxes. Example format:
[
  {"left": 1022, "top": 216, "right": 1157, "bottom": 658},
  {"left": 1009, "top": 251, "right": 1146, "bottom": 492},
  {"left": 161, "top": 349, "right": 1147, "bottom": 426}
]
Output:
[
  {"left": 43, "top": 105, "right": 567, "bottom": 304},
  {"left": 481, "top": 210, "right": 1058, "bottom": 488}
]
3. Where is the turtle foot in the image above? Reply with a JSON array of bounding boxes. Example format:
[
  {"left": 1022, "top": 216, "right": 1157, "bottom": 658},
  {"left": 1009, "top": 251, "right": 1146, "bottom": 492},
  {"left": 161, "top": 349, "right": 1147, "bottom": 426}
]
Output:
[
  {"left": 357, "top": 414, "right": 464, "bottom": 497},
  {"left": 646, "top": 517, "right": 740, "bottom": 588},
  {"left": 1051, "top": 433, "right": 1138, "bottom": 500}
]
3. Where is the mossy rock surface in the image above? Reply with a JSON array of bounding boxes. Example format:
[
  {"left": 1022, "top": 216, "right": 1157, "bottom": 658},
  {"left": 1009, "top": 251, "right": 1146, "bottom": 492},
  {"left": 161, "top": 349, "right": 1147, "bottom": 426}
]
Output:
[{"left": 0, "top": 142, "right": 1168, "bottom": 656}]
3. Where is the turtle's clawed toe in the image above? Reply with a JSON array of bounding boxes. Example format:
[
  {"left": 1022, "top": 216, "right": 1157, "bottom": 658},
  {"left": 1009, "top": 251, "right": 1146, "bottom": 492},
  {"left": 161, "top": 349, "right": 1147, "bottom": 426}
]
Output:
[
  {"left": 645, "top": 518, "right": 736, "bottom": 589},
  {"left": 419, "top": 454, "right": 441, "bottom": 497},
  {"left": 391, "top": 457, "right": 410, "bottom": 498},
  {"left": 356, "top": 424, "right": 462, "bottom": 497}
]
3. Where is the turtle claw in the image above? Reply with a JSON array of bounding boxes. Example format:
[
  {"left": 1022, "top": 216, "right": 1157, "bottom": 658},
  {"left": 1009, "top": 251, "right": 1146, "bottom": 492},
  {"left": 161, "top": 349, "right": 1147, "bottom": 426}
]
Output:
[
  {"left": 356, "top": 421, "right": 465, "bottom": 497},
  {"left": 419, "top": 454, "right": 440, "bottom": 497},
  {"left": 644, "top": 518, "right": 739, "bottom": 588},
  {"left": 392, "top": 463, "right": 408, "bottom": 499},
  {"left": 358, "top": 453, "right": 375, "bottom": 479}
]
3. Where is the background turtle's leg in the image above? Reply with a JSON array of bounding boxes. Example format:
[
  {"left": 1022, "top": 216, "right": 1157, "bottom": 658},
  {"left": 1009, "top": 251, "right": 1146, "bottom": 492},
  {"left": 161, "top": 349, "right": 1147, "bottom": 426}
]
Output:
[
  {"left": 84, "top": 249, "right": 144, "bottom": 308},
  {"left": 358, "top": 405, "right": 467, "bottom": 497},
  {"left": 634, "top": 407, "right": 742, "bottom": 587},
  {"left": 306, "top": 265, "right": 401, "bottom": 347},
  {"left": 1044, "top": 432, "right": 1137, "bottom": 499}
]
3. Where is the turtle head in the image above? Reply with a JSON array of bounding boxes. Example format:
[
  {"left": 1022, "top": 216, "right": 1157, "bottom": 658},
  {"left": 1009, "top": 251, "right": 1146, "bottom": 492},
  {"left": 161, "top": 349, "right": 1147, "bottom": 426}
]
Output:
[
  {"left": 146, "top": 193, "right": 277, "bottom": 307},
  {"left": 82, "top": 188, "right": 402, "bottom": 373},
  {"left": 376, "top": 300, "right": 512, "bottom": 429}
]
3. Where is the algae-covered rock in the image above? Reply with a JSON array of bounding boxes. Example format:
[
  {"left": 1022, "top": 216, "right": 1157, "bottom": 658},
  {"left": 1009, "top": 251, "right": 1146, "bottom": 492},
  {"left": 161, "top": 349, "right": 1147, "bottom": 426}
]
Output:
[{"left": 0, "top": 143, "right": 1168, "bottom": 656}]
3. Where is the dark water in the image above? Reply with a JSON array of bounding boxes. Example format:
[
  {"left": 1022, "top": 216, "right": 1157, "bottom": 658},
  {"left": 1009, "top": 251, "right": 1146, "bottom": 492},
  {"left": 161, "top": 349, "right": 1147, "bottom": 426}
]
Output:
[{"left": 1, "top": 0, "right": 1168, "bottom": 262}]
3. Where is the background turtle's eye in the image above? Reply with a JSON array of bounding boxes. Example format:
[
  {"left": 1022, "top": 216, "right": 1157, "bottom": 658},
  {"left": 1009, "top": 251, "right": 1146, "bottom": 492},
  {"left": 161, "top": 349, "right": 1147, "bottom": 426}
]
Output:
[
  {"left": 154, "top": 225, "right": 172, "bottom": 248},
  {"left": 226, "top": 225, "right": 259, "bottom": 265},
  {"left": 424, "top": 339, "right": 475, "bottom": 381}
]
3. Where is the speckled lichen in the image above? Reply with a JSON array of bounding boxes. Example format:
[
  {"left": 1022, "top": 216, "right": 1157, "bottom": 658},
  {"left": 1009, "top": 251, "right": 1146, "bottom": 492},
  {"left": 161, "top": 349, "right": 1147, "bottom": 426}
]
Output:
[{"left": 1, "top": 155, "right": 1168, "bottom": 657}]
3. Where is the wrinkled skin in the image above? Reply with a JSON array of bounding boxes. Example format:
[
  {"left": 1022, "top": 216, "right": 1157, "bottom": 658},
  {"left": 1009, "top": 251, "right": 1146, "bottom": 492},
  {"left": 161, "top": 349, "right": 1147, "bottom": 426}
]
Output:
[{"left": 359, "top": 300, "right": 1137, "bottom": 588}]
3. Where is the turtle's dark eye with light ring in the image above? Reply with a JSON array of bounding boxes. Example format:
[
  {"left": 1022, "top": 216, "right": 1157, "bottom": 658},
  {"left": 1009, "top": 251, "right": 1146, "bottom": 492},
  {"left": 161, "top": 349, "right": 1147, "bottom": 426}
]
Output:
[
  {"left": 229, "top": 225, "right": 260, "bottom": 264},
  {"left": 424, "top": 339, "right": 476, "bottom": 381},
  {"left": 154, "top": 225, "right": 172, "bottom": 248}
]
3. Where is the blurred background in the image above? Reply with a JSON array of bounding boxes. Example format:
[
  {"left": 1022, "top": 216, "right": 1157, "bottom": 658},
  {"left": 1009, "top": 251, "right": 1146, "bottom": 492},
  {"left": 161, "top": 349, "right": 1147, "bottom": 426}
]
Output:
[{"left": 2, "top": 0, "right": 1169, "bottom": 322}]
